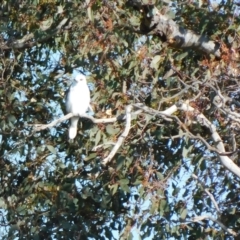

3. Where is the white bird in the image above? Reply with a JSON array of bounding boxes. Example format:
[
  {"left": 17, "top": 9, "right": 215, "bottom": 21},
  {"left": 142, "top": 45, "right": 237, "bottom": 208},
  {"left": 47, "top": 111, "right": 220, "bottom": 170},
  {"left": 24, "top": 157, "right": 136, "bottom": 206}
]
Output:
[{"left": 65, "top": 74, "right": 90, "bottom": 139}]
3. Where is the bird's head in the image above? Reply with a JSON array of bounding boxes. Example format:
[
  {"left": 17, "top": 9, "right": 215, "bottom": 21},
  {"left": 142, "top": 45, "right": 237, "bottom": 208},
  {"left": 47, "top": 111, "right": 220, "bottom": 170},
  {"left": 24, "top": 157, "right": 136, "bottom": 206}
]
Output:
[{"left": 75, "top": 74, "right": 87, "bottom": 84}]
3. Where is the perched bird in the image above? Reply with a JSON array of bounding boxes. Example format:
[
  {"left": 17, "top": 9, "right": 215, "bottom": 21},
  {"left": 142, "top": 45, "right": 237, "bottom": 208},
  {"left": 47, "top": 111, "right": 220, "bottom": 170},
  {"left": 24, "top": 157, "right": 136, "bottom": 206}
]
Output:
[{"left": 65, "top": 74, "right": 90, "bottom": 139}]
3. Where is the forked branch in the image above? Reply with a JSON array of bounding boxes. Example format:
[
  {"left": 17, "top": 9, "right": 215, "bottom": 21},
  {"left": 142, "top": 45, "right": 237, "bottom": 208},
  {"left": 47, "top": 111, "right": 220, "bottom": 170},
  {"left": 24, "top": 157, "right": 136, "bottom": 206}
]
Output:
[{"left": 31, "top": 101, "right": 240, "bottom": 178}]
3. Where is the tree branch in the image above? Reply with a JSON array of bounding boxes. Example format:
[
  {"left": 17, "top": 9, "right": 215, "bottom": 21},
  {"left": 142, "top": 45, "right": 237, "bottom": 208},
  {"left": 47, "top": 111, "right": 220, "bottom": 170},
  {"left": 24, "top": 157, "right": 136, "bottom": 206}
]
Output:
[
  {"left": 133, "top": 102, "right": 240, "bottom": 178},
  {"left": 102, "top": 105, "right": 132, "bottom": 165},
  {"left": 29, "top": 113, "right": 117, "bottom": 132},
  {"left": 29, "top": 109, "right": 144, "bottom": 132},
  {"left": 191, "top": 215, "right": 237, "bottom": 236},
  {"left": 30, "top": 100, "right": 240, "bottom": 178},
  {"left": 192, "top": 174, "right": 221, "bottom": 214},
  {"left": 178, "top": 102, "right": 240, "bottom": 178},
  {"left": 127, "top": 1, "right": 221, "bottom": 57},
  {"left": 1, "top": 18, "right": 69, "bottom": 50}
]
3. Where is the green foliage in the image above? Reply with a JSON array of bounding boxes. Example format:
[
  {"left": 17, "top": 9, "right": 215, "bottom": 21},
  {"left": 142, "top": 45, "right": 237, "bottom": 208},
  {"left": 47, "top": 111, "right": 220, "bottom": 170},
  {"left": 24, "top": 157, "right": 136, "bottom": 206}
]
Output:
[{"left": 0, "top": 0, "right": 240, "bottom": 239}]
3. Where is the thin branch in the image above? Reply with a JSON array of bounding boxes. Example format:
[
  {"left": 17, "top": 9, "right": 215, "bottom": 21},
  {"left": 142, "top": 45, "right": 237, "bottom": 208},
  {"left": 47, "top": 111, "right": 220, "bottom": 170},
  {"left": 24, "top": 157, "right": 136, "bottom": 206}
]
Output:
[
  {"left": 191, "top": 215, "right": 237, "bottom": 236},
  {"left": 178, "top": 101, "right": 240, "bottom": 178},
  {"left": 133, "top": 102, "right": 240, "bottom": 178},
  {"left": 29, "top": 100, "right": 240, "bottom": 178},
  {"left": 92, "top": 142, "right": 115, "bottom": 151},
  {"left": 30, "top": 109, "right": 144, "bottom": 132},
  {"left": 29, "top": 113, "right": 117, "bottom": 132},
  {"left": 185, "top": 133, "right": 235, "bottom": 156},
  {"left": 102, "top": 105, "right": 132, "bottom": 165},
  {"left": 192, "top": 174, "right": 221, "bottom": 213},
  {"left": 1, "top": 18, "right": 68, "bottom": 50},
  {"left": 141, "top": 105, "right": 234, "bottom": 156},
  {"left": 132, "top": 103, "right": 173, "bottom": 121}
]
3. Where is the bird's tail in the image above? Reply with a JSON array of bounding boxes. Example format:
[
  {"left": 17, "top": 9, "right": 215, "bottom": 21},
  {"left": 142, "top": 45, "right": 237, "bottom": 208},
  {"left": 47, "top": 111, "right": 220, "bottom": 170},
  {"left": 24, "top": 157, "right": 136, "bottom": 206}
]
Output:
[{"left": 69, "top": 117, "right": 79, "bottom": 139}]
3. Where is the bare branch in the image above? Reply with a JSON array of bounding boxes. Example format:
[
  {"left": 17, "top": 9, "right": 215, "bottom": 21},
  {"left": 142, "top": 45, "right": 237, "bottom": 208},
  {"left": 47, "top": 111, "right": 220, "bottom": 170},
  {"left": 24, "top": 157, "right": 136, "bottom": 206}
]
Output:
[
  {"left": 132, "top": 103, "right": 174, "bottom": 121},
  {"left": 102, "top": 105, "right": 132, "bottom": 165},
  {"left": 29, "top": 100, "right": 240, "bottom": 178},
  {"left": 185, "top": 133, "right": 235, "bottom": 156},
  {"left": 127, "top": 1, "right": 221, "bottom": 57},
  {"left": 192, "top": 174, "right": 221, "bottom": 214},
  {"left": 191, "top": 215, "right": 237, "bottom": 236},
  {"left": 178, "top": 102, "right": 240, "bottom": 178},
  {"left": 1, "top": 18, "right": 69, "bottom": 50},
  {"left": 30, "top": 109, "right": 144, "bottom": 132},
  {"left": 133, "top": 102, "right": 240, "bottom": 178},
  {"left": 29, "top": 113, "right": 117, "bottom": 132},
  {"left": 92, "top": 142, "right": 115, "bottom": 151}
]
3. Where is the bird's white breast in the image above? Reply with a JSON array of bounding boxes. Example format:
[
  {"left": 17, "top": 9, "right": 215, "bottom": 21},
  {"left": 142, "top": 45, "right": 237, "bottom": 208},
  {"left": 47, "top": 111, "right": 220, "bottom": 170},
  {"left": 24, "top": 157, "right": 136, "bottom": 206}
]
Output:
[{"left": 66, "top": 82, "right": 90, "bottom": 114}]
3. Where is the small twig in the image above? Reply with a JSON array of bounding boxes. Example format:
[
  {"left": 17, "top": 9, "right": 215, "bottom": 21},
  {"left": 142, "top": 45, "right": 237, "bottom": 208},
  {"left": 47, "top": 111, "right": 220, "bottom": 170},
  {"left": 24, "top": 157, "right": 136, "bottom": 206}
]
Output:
[
  {"left": 192, "top": 174, "right": 220, "bottom": 213},
  {"left": 132, "top": 103, "right": 173, "bottom": 121},
  {"left": 102, "top": 105, "right": 132, "bottom": 165},
  {"left": 187, "top": 133, "right": 235, "bottom": 156},
  {"left": 191, "top": 215, "right": 237, "bottom": 236},
  {"left": 2, "top": 18, "right": 68, "bottom": 49},
  {"left": 92, "top": 142, "right": 115, "bottom": 151}
]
